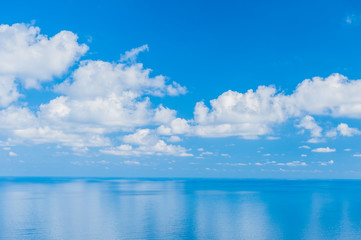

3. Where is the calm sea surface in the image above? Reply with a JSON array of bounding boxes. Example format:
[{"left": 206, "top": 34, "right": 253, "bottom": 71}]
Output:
[{"left": 0, "top": 178, "right": 361, "bottom": 240}]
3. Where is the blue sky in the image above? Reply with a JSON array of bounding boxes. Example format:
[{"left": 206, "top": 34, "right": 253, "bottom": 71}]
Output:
[{"left": 1, "top": 0, "right": 361, "bottom": 178}]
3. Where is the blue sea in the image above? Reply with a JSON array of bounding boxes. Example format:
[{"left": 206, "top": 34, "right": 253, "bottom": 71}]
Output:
[{"left": 0, "top": 178, "right": 361, "bottom": 239}]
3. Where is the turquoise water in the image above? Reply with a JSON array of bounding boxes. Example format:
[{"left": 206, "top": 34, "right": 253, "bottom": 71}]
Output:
[{"left": 0, "top": 178, "right": 361, "bottom": 240}]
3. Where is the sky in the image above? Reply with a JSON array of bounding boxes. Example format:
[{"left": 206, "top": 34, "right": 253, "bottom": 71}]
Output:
[{"left": 1, "top": 0, "right": 361, "bottom": 178}]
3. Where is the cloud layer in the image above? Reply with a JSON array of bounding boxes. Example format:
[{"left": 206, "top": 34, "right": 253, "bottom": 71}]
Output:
[{"left": 1, "top": 23, "right": 361, "bottom": 157}]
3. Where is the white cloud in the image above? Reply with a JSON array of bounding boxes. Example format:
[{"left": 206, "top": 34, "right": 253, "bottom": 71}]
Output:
[
  {"left": 121, "top": 160, "right": 141, "bottom": 165},
  {"left": 217, "top": 162, "right": 247, "bottom": 166},
  {"left": 8, "top": 151, "right": 17, "bottom": 157},
  {"left": 337, "top": 123, "right": 361, "bottom": 136},
  {"left": 120, "top": 44, "right": 149, "bottom": 63},
  {"left": 100, "top": 129, "right": 192, "bottom": 157},
  {"left": 353, "top": 154, "right": 361, "bottom": 157},
  {"left": 316, "top": 160, "right": 334, "bottom": 166},
  {"left": 312, "top": 147, "right": 336, "bottom": 153},
  {"left": 4, "top": 23, "right": 361, "bottom": 157},
  {"left": 55, "top": 60, "right": 186, "bottom": 99},
  {"left": 307, "top": 138, "right": 325, "bottom": 143},
  {"left": 191, "top": 86, "right": 288, "bottom": 138},
  {"left": 200, "top": 151, "right": 213, "bottom": 156},
  {"left": 297, "top": 115, "right": 322, "bottom": 138},
  {"left": 299, "top": 145, "right": 311, "bottom": 149},
  {"left": 167, "top": 136, "right": 182, "bottom": 142},
  {"left": 266, "top": 136, "right": 280, "bottom": 140},
  {"left": 277, "top": 161, "right": 307, "bottom": 167},
  {"left": 183, "top": 74, "right": 361, "bottom": 138},
  {"left": 301, "top": 154, "right": 307, "bottom": 157},
  {"left": 288, "top": 74, "right": 361, "bottom": 118},
  {"left": 344, "top": 148, "right": 352, "bottom": 152},
  {"left": 326, "top": 123, "right": 360, "bottom": 138},
  {"left": 345, "top": 15, "right": 360, "bottom": 25},
  {"left": 221, "top": 153, "right": 231, "bottom": 157},
  {"left": 0, "top": 23, "right": 87, "bottom": 91}
]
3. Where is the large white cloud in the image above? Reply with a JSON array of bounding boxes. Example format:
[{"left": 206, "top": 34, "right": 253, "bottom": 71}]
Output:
[
  {"left": 0, "top": 23, "right": 88, "bottom": 106},
  {"left": 288, "top": 74, "right": 361, "bottom": 118},
  {"left": 55, "top": 60, "right": 186, "bottom": 99},
  {"left": 156, "top": 86, "right": 290, "bottom": 138},
  {"left": 160, "top": 73, "right": 361, "bottom": 139},
  {"left": 0, "top": 23, "right": 88, "bottom": 87}
]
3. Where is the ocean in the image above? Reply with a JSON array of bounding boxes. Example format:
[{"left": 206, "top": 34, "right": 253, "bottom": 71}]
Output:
[{"left": 0, "top": 178, "right": 360, "bottom": 239}]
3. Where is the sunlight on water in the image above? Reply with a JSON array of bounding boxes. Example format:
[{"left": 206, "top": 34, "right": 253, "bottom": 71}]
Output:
[{"left": 0, "top": 179, "right": 361, "bottom": 239}]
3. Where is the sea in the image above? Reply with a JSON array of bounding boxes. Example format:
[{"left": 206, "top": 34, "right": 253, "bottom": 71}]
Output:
[{"left": 0, "top": 178, "right": 360, "bottom": 240}]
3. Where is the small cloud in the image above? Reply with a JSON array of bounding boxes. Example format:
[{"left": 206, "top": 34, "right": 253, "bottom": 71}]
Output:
[
  {"left": 122, "top": 160, "right": 141, "bottom": 165},
  {"left": 255, "top": 160, "right": 276, "bottom": 166},
  {"left": 314, "top": 160, "right": 334, "bottom": 166},
  {"left": 345, "top": 14, "right": 361, "bottom": 25},
  {"left": 197, "top": 148, "right": 204, "bottom": 152},
  {"left": 299, "top": 145, "right": 311, "bottom": 149},
  {"left": 200, "top": 151, "right": 213, "bottom": 156},
  {"left": 3, "top": 147, "right": 10, "bottom": 151},
  {"left": 221, "top": 153, "right": 231, "bottom": 157},
  {"left": 346, "top": 15, "right": 353, "bottom": 24},
  {"left": 312, "top": 147, "right": 336, "bottom": 153},
  {"left": 263, "top": 153, "right": 271, "bottom": 156},
  {"left": 9, "top": 151, "right": 17, "bottom": 157},
  {"left": 353, "top": 154, "right": 361, "bottom": 157},
  {"left": 167, "top": 136, "right": 182, "bottom": 142},
  {"left": 307, "top": 138, "right": 325, "bottom": 143},
  {"left": 97, "top": 160, "right": 109, "bottom": 165},
  {"left": 301, "top": 154, "right": 307, "bottom": 157},
  {"left": 344, "top": 148, "right": 352, "bottom": 152},
  {"left": 277, "top": 161, "right": 307, "bottom": 167},
  {"left": 189, "top": 162, "right": 199, "bottom": 165},
  {"left": 266, "top": 136, "right": 280, "bottom": 140},
  {"left": 205, "top": 168, "right": 216, "bottom": 171},
  {"left": 217, "top": 162, "right": 247, "bottom": 166},
  {"left": 120, "top": 44, "right": 149, "bottom": 62},
  {"left": 325, "top": 129, "right": 337, "bottom": 138},
  {"left": 297, "top": 115, "right": 322, "bottom": 138}
]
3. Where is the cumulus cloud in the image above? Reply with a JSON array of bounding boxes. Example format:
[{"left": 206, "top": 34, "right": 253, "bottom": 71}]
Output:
[
  {"left": 288, "top": 74, "right": 361, "bottom": 118},
  {"left": 100, "top": 129, "right": 192, "bottom": 157},
  {"left": 55, "top": 60, "right": 186, "bottom": 98},
  {"left": 190, "top": 86, "right": 288, "bottom": 138},
  {"left": 0, "top": 23, "right": 87, "bottom": 103},
  {"left": 312, "top": 147, "right": 336, "bottom": 153},
  {"left": 177, "top": 73, "right": 361, "bottom": 138},
  {"left": 297, "top": 115, "right": 322, "bottom": 138},
  {"left": 336, "top": 123, "right": 361, "bottom": 136}
]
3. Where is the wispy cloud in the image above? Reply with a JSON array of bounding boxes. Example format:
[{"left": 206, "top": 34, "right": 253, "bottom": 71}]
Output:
[{"left": 312, "top": 147, "right": 336, "bottom": 153}]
